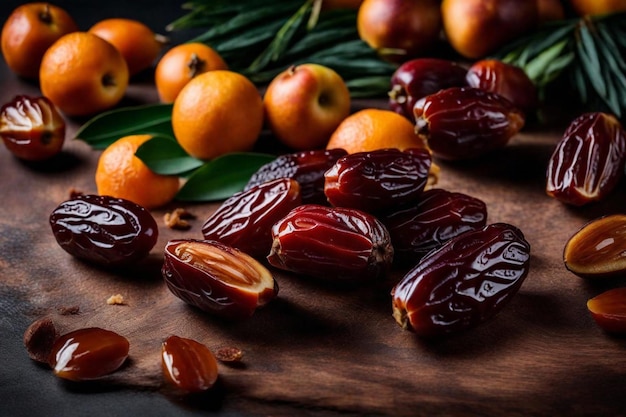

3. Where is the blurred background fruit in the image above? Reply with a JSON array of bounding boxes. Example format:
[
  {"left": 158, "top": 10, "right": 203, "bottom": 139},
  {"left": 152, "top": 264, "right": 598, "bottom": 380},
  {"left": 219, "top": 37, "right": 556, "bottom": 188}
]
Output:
[
  {"left": 155, "top": 42, "right": 228, "bottom": 103},
  {"left": 568, "top": 0, "right": 626, "bottom": 16},
  {"left": 1, "top": 2, "right": 78, "bottom": 79},
  {"left": 95, "top": 134, "right": 180, "bottom": 209},
  {"left": 537, "top": 0, "right": 565, "bottom": 21},
  {"left": 39, "top": 32, "right": 129, "bottom": 116},
  {"left": 172, "top": 70, "right": 263, "bottom": 160}
]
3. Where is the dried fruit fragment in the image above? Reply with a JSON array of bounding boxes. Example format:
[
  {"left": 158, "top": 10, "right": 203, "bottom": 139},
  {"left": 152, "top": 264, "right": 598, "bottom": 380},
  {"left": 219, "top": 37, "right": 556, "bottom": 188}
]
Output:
[
  {"left": 381, "top": 188, "right": 488, "bottom": 265},
  {"left": 202, "top": 178, "right": 302, "bottom": 259},
  {"left": 587, "top": 288, "right": 626, "bottom": 334},
  {"left": 50, "top": 327, "right": 129, "bottom": 381},
  {"left": 563, "top": 214, "right": 626, "bottom": 278},
  {"left": 0, "top": 95, "right": 65, "bottom": 161},
  {"left": 392, "top": 223, "right": 531, "bottom": 337},
  {"left": 244, "top": 148, "right": 348, "bottom": 204},
  {"left": 49, "top": 194, "right": 159, "bottom": 267},
  {"left": 23, "top": 316, "right": 58, "bottom": 364},
  {"left": 546, "top": 112, "right": 626, "bottom": 206},
  {"left": 324, "top": 148, "right": 431, "bottom": 213},
  {"left": 162, "top": 239, "right": 277, "bottom": 319},
  {"left": 267, "top": 204, "right": 393, "bottom": 282},
  {"left": 414, "top": 87, "right": 525, "bottom": 160},
  {"left": 162, "top": 335, "right": 219, "bottom": 393}
]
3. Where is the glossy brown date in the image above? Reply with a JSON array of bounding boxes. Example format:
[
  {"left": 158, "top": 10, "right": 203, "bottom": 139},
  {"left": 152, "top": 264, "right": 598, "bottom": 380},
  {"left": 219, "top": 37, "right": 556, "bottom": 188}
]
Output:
[
  {"left": 381, "top": 188, "right": 488, "bottom": 265},
  {"left": 244, "top": 148, "right": 348, "bottom": 204},
  {"left": 49, "top": 327, "right": 129, "bottom": 381},
  {"left": 546, "top": 112, "right": 626, "bottom": 206},
  {"left": 162, "top": 239, "right": 277, "bottom": 319},
  {"left": 324, "top": 148, "right": 431, "bottom": 213},
  {"left": 267, "top": 204, "right": 394, "bottom": 282},
  {"left": 587, "top": 288, "right": 626, "bottom": 334},
  {"left": 162, "top": 335, "right": 219, "bottom": 393},
  {"left": 414, "top": 87, "right": 525, "bottom": 160},
  {"left": 391, "top": 223, "right": 530, "bottom": 337},
  {"left": 49, "top": 194, "right": 158, "bottom": 267},
  {"left": 202, "top": 178, "right": 302, "bottom": 259}
]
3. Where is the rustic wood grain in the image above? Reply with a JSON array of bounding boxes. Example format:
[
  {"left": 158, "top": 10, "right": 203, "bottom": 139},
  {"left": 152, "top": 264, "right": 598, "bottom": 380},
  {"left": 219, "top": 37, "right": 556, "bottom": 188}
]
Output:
[{"left": 2, "top": 65, "right": 626, "bottom": 417}]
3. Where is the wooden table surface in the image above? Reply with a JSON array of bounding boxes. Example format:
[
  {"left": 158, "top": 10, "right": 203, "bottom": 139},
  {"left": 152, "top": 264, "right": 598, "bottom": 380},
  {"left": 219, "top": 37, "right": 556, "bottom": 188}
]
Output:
[{"left": 2, "top": 12, "right": 626, "bottom": 417}]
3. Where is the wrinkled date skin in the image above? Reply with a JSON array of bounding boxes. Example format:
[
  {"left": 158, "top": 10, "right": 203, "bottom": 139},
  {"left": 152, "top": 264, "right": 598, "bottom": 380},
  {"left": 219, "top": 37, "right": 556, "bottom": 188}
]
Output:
[
  {"left": 161, "top": 335, "right": 219, "bottom": 393},
  {"left": 587, "top": 288, "right": 626, "bottom": 334},
  {"left": 267, "top": 204, "right": 394, "bottom": 282},
  {"left": 414, "top": 87, "right": 525, "bottom": 160},
  {"left": 388, "top": 58, "right": 468, "bottom": 122},
  {"left": 202, "top": 178, "right": 302, "bottom": 259},
  {"left": 162, "top": 239, "right": 277, "bottom": 319},
  {"left": 391, "top": 223, "right": 531, "bottom": 337},
  {"left": 244, "top": 148, "right": 348, "bottom": 204},
  {"left": 324, "top": 148, "right": 431, "bottom": 213},
  {"left": 563, "top": 214, "right": 626, "bottom": 278},
  {"left": 49, "top": 194, "right": 159, "bottom": 267},
  {"left": 381, "top": 188, "right": 488, "bottom": 265},
  {"left": 546, "top": 112, "right": 626, "bottom": 206}
]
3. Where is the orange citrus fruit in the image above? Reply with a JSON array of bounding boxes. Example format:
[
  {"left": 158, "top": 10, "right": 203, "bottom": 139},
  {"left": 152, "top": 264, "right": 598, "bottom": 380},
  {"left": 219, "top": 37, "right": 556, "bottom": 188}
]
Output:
[
  {"left": 89, "top": 18, "right": 166, "bottom": 76},
  {"left": 95, "top": 134, "right": 180, "bottom": 209},
  {"left": 40, "top": 32, "right": 129, "bottom": 116},
  {"left": 172, "top": 70, "right": 264, "bottom": 160},
  {"left": 326, "top": 108, "right": 427, "bottom": 153},
  {"left": 1, "top": 2, "right": 78, "bottom": 79},
  {"left": 155, "top": 42, "right": 228, "bottom": 103}
]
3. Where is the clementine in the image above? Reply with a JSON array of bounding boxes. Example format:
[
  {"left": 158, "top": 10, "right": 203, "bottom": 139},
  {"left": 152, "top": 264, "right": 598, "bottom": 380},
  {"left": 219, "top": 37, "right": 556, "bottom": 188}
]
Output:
[
  {"left": 95, "top": 134, "right": 180, "bottom": 209},
  {"left": 171, "top": 70, "right": 264, "bottom": 160},
  {"left": 39, "top": 32, "right": 129, "bottom": 117},
  {"left": 155, "top": 42, "right": 228, "bottom": 103},
  {"left": 1, "top": 2, "right": 78, "bottom": 79}
]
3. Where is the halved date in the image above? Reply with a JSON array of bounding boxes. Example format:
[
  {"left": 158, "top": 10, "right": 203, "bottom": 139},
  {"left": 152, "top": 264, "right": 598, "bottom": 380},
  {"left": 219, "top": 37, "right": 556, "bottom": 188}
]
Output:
[
  {"left": 546, "top": 112, "right": 626, "bottom": 206},
  {"left": 161, "top": 335, "right": 219, "bottom": 393},
  {"left": 162, "top": 239, "right": 277, "bottom": 319},
  {"left": 267, "top": 204, "right": 393, "bottom": 282},
  {"left": 324, "top": 148, "right": 431, "bottom": 213},
  {"left": 392, "top": 223, "right": 530, "bottom": 337},
  {"left": 587, "top": 288, "right": 626, "bottom": 334},
  {"left": 202, "top": 178, "right": 302, "bottom": 259}
]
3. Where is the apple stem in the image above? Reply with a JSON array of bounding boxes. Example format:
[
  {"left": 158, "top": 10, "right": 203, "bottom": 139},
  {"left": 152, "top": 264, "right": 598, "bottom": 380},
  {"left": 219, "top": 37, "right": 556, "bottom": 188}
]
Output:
[
  {"left": 39, "top": 4, "right": 53, "bottom": 25},
  {"left": 187, "top": 53, "right": 206, "bottom": 78},
  {"left": 287, "top": 65, "right": 297, "bottom": 76},
  {"left": 102, "top": 73, "right": 116, "bottom": 88}
]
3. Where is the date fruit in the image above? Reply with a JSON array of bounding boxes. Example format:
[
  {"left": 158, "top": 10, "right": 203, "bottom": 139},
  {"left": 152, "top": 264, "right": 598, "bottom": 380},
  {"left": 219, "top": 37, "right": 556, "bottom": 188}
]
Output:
[
  {"left": 414, "top": 87, "right": 525, "bottom": 160},
  {"left": 563, "top": 214, "right": 626, "bottom": 278},
  {"left": 324, "top": 148, "right": 431, "bottom": 213},
  {"left": 267, "top": 204, "right": 393, "bottom": 282},
  {"left": 23, "top": 316, "right": 58, "bottom": 364},
  {"left": 587, "top": 288, "right": 626, "bottom": 334},
  {"left": 244, "top": 148, "right": 348, "bottom": 204},
  {"left": 382, "top": 188, "right": 488, "bottom": 265},
  {"left": 162, "top": 335, "right": 219, "bottom": 393},
  {"left": 0, "top": 95, "right": 65, "bottom": 161},
  {"left": 50, "top": 327, "right": 129, "bottom": 381},
  {"left": 546, "top": 112, "right": 626, "bottom": 206},
  {"left": 392, "top": 223, "right": 530, "bottom": 337},
  {"left": 202, "top": 178, "right": 302, "bottom": 259},
  {"left": 162, "top": 239, "right": 277, "bottom": 319},
  {"left": 49, "top": 194, "right": 159, "bottom": 267},
  {"left": 388, "top": 58, "right": 467, "bottom": 122}
]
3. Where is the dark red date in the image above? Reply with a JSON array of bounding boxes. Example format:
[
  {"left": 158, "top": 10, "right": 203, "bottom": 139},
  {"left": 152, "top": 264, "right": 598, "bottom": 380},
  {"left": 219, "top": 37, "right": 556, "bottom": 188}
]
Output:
[
  {"left": 381, "top": 188, "right": 488, "bottom": 265},
  {"left": 414, "top": 87, "right": 525, "bottom": 160},
  {"left": 267, "top": 204, "right": 393, "bottom": 282},
  {"left": 49, "top": 194, "right": 158, "bottom": 267},
  {"left": 324, "top": 148, "right": 431, "bottom": 213},
  {"left": 391, "top": 223, "right": 530, "bottom": 337},
  {"left": 202, "top": 178, "right": 302, "bottom": 259},
  {"left": 546, "top": 112, "right": 626, "bottom": 206}
]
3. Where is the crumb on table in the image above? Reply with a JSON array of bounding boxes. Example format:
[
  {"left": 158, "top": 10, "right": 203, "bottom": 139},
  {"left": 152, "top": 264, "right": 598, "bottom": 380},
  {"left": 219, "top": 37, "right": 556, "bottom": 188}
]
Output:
[
  {"left": 164, "top": 208, "right": 196, "bottom": 230},
  {"left": 106, "top": 294, "right": 125, "bottom": 305}
]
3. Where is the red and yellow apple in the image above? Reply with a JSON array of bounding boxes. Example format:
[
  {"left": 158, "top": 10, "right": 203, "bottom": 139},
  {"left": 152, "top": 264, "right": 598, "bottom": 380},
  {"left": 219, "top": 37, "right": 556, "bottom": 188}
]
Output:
[{"left": 263, "top": 63, "right": 351, "bottom": 150}]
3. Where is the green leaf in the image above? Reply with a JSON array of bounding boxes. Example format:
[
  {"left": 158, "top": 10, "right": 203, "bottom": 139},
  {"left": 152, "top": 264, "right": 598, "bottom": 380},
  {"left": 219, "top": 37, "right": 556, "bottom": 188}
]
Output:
[
  {"left": 135, "top": 135, "right": 204, "bottom": 176},
  {"left": 176, "top": 152, "right": 276, "bottom": 202},
  {"left": 74, "top": 103, "right": 174, "bottom": 150}
]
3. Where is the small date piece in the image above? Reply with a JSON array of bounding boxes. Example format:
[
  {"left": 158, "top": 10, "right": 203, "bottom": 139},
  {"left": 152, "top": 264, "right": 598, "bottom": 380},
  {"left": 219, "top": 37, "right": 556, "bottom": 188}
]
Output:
[
  {"left": 587, "top": 288, "right": 626, "bottom": 334},
  {"left": 392, "top": 223, "right": 531, "bottom": 337},
  {"left": 162, "top": 335, "right": 219, "bottom": 393}
]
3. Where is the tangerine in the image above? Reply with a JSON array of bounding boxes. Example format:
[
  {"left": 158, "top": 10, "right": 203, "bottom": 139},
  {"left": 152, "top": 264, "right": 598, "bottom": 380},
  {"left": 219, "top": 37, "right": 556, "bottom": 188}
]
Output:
[
  {"left": 89, "top": 18, "right": 166, "bottom": 76},
  {"left": 95, "top": 134, "right": 180, "bottom": 209},
  {"left": 39, "top": 32, "right": 129, "bottom": 117},
  {"left": 1, "top": 2, "right": 78, "bottom": 79},
  {"left": 155, "top": 42, "right": 228, "bottom": 103},
  {"left": 171, "top": 70, "right": 264, "bottom": 160}
]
